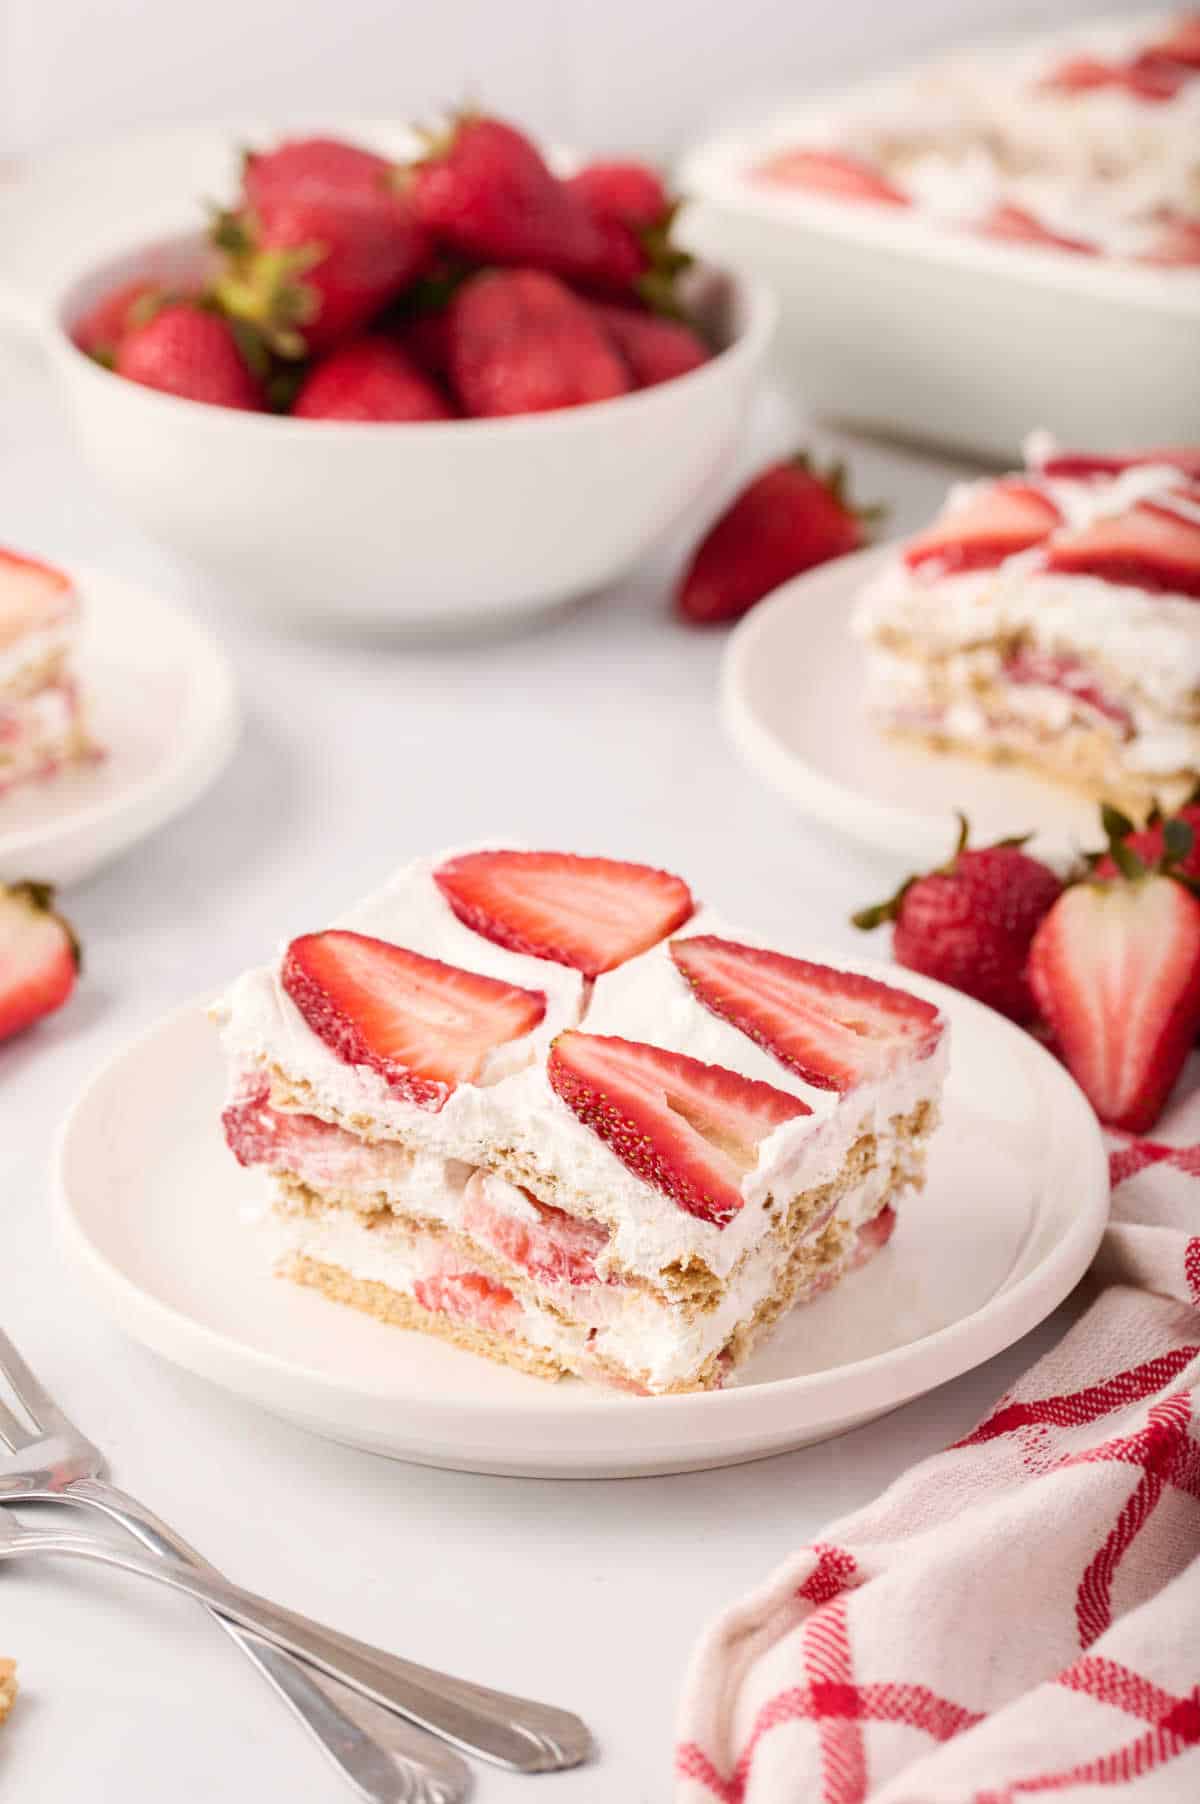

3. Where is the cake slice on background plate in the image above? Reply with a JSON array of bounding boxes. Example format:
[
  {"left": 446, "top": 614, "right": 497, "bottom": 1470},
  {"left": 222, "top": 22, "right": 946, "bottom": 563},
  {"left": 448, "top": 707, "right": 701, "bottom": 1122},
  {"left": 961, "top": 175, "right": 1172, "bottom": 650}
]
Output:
[
  {"left": 0, "top": 549, "right": 96, "bottom": 799},
  {"left": 852, "top": 436, "right": 1200, "bottom": 812},
  {"left": 213, "top": 847, "right": 948, "bottom": 1394}
]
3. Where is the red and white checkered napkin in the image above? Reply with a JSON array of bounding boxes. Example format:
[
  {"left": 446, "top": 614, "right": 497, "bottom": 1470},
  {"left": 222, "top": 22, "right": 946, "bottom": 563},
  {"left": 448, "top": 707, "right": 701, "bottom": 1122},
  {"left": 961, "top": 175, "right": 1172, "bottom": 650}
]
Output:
[{"left": 676, "top": 1087, "right": 1200, "bottom": 1803}]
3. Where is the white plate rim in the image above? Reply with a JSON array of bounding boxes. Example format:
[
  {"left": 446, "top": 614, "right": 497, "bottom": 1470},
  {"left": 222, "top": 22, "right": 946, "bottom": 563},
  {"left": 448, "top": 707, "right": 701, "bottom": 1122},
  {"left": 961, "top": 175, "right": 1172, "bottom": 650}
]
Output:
[
  {"left": 53, "top": 968, "right": 1109, "bottom": 1467},
  {"left": 0, "top": 561, "right": 239, "bottom": 883}
]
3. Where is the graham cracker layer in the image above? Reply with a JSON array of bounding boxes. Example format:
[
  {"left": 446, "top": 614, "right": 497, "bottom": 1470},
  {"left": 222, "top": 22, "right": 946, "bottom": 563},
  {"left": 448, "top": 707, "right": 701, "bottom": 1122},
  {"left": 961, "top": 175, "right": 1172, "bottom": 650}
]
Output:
[{"left": 284, "top": 1253, "right": 570, "bottom": 1382}]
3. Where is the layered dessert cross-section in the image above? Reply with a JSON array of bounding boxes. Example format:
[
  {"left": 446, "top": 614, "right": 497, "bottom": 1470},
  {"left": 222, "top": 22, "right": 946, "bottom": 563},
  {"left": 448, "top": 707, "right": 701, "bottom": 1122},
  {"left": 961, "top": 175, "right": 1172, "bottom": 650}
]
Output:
[
  {"left": 0, "top": 549, "right": 95, "bottom": 799},
  {"left": 214, "top": 847, "right": 948, "bottom": 1394},
  {"left": 852, "top": 437, "right": 1200, "bottom": 812}
]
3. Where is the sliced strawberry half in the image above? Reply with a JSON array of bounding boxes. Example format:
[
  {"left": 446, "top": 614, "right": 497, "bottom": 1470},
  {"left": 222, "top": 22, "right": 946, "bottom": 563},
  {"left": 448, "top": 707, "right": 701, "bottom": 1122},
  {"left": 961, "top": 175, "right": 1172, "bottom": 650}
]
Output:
[
  {"left": 0, "top": 880, "right": 80, "bottom": 1042},
  {"left": 1038, "top": 447, "right": 1200, "bottom": 481},
  {"left": 670, "top": 937, "right": 943, "bottom": 1092},
  {"left": 1029, "top": 870, "right": 1200, "bottom": 1133},
  {"left": 281, "top": 930, "right": 546, "bottom": 1109},
  {"left": 461, "top": 1172, "right": 608, "bottom": 1286},
  {"left": 433, "top": 850, "right": 694, "bottom": 978},
  {"left": 0, "top": 549, "right": 76, "bottom": 653},
  {"left": 750, "top": 148, "right": 909, "bottom": 207},
  {"left": 546, "top": 1031, "right": 811, "bottom": 1226},
  {"left": 903, "top": 481, "right": 1062, "bottom": 575},
  {"left": 1043, "top": 500, "right": 1200, "bottom": 598},
  {"left": 413, "top": 1268, "right": 520, "bottom": 1334},
  {"left": 976, "top": 203, "right": 1096, "bottom": 257}
]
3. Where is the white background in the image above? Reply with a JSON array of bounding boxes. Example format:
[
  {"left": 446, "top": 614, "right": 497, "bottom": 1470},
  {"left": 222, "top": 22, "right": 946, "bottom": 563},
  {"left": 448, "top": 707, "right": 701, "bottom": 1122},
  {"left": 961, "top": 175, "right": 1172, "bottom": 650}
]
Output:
[{"left": 2, "top": 1, "right": 1161, "bottom": 159}]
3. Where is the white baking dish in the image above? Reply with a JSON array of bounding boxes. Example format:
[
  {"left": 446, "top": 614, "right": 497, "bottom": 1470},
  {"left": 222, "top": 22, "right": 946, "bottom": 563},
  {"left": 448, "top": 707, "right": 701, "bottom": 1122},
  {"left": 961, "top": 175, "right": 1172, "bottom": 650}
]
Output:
[{"left": 677, "top": 25, "right": 1200, "bottom": 463}]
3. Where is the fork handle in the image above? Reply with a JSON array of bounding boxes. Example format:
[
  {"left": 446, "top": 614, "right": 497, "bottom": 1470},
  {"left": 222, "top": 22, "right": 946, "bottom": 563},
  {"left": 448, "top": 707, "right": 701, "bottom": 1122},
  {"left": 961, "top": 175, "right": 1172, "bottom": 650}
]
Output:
[
  {"left": 11, "top": 1527, "right": 590, "bottom": 1773},
  {"left": 65, "top": 1479, "right": 468, "bottom": 1804}
]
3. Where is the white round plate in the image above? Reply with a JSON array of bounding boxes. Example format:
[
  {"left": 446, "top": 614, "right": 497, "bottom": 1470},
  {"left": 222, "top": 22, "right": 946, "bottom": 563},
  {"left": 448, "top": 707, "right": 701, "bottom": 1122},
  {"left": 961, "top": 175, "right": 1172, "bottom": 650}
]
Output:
[
  {"left": 55, "top": 965, "right": 1107, "bottom": 1479},
  {"left": 0, "top": 564, "right": 238, "bottom": 887},
  {"left": 722, "top": 546, "right": 1103, "bottom": 867}
]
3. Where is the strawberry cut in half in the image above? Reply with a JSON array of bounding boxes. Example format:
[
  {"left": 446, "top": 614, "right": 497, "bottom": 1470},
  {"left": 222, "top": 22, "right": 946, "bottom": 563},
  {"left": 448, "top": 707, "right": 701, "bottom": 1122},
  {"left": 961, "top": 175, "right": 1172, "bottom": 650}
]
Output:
[
  {"left": 904, "top": 480, "right": 1062, "bottom": 575},
  {"left": 670, "top": 937, "right": 943, "bottom": 1091},
  {"left": 1044, "top": 499, "right": 1200, "bottom": 598},
  {"left": 433, "top": 850, "right": 694, "bottom": 978},
  {"left": 547, "top": 1031, "right": 811, "bottom": 1226},
  {"left": 281, "top": 930, "right": 546, "bottom": 1109},
  {"left": 1029, "top": 809, "right": 1200, "bottom": 1133},
  {"left": 976, "top": 203, "right": 1096, "bottom": 256}
]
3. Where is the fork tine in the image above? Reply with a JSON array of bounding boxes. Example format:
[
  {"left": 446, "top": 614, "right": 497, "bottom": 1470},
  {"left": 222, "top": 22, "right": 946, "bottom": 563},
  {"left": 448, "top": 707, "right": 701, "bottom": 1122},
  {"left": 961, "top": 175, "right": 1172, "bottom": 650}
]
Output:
[
  {"left": 0, "top": 1326, "right": 79, "bottom": 1439},
  {"left": 0, "top": 1393, "right": 34, "bottom": 1453}
]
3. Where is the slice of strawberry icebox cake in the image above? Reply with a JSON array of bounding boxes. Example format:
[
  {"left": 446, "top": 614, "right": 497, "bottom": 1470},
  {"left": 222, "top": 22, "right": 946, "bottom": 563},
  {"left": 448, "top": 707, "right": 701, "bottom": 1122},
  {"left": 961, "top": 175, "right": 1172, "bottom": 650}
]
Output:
[
  {"left": 852, "top": 436, "right": 1200, "bottom": 812},
  {"left": 211, "top": 848, "right": 947, "bottom": 1395},
  {"left": 0, "top": 549, "right": 95, "bottom": 798}
]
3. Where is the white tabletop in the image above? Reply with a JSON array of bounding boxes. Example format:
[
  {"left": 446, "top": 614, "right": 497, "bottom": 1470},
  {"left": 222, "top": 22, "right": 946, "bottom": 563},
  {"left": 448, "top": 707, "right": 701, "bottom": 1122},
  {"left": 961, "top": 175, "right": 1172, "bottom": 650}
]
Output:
[{"left": 0, "top": 326, "right": 1083, "bottom": 1802}]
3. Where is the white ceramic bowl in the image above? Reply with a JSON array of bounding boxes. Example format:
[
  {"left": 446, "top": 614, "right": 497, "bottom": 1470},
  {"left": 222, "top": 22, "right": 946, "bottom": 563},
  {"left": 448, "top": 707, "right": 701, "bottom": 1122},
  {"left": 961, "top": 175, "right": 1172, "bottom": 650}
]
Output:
[
  {"left": 45, "top": 234, "right": 774, "bottom": 631},
  {"left": 679, "top": 78, "right": 1200, "bottom": 463}
]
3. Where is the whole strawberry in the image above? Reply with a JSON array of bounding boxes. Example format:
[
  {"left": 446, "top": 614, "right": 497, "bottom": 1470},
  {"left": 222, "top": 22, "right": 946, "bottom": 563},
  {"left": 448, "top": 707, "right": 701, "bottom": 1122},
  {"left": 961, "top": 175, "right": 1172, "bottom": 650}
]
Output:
[
  {"left": 115, "top": 303, "right": 264, "bottom": 410},
  {"left": 214, "top": 184, "right": 427, "bottom": 358},
  {"left": 447, "top": 269, "right": 631, "bottom": 417},
  {"left": 853, "top": 816, "right": 1063, "bottom": 1024},
  {"left": 676, "top": 453, "right": 878, "bottom": 624},
  {"left": 71, "top": 278, "right": 169, "bottom": 367},
  {"left": 1030, "top": 806, "right": 1200, "bottom": 1132},
  {"left": 0, "top": 881, "right": 79, "bottom": 1041},
  {"left": 407, "top": 114, "right": 658, "bottom": 298},
  {"left": 408, "top": 115, "right": 600, "bottom": 271},
  {"left": 591, "top": 303, "right": 710, "bottom": 387},
  {"left": 242, "top": 135, "right": 400, "bottom": 213},
  {"left": 567, "top": 161, "right": 672, "bottom": 231},
  {"left": 292, "top": 338, "right": 453, "bottom": 421}
]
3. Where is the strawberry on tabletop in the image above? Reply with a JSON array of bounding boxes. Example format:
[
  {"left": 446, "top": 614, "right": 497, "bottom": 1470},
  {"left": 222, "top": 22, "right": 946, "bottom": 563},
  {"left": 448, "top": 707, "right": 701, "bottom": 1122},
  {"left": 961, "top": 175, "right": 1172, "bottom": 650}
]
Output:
[
  {"left": 0, "top": 883, "right": 80, "bottom": 1043},
  {"left": 1030, "top": 806, "right": 1200, "bottom": 1133},
  {"left": 675, "top": 452, "right": 879, "bottom": 625},
  {"left": 853, "top": 818, "right": 1064, "bottom": 1026}
]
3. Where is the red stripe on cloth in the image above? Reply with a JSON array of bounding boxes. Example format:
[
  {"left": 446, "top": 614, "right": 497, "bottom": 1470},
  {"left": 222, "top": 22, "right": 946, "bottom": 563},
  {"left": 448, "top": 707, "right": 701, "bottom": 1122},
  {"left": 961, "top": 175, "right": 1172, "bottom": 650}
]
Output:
[
  {"left": 676, "top": 1740, "right": 737, "bottom": 1803},
  {"left": 803, "top": 1600, "right": 868, "bottom": 1804},
  {"left": 796, "top": 1545, "right": 859, "bottom": 1607},
  {"left": 953, "top": 1349, "right": 1199, "bottom": 1449},
  {"left": 970, "top": 1692, "right": 1200, "bottom": 1799},
  {"left": 1108, "top": 1137, "right": 1200, "bottom": 1188},
  {"left": 1057, "top": 1655, "right": 1190, "bottom": 1726}
]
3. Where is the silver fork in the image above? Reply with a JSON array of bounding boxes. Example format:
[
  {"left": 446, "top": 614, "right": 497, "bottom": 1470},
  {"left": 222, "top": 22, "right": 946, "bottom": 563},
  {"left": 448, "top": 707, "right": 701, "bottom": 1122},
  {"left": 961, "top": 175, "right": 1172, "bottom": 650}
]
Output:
[{"left": 0, "top": 1328, "right": 592, "bottom": 1781}]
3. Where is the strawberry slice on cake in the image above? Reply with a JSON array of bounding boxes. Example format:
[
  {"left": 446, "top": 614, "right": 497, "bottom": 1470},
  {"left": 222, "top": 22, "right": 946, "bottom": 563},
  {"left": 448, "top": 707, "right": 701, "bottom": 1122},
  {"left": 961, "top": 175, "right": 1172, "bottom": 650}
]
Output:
[
  {"left": 433, "top": 849, "right": 693, "bottom": 976},
  {"left": 214, "top": 845, "right": 948, "bottom": 1393},
  {"left": 853, "top": 440, "right": 1200, "bottom": 812}
]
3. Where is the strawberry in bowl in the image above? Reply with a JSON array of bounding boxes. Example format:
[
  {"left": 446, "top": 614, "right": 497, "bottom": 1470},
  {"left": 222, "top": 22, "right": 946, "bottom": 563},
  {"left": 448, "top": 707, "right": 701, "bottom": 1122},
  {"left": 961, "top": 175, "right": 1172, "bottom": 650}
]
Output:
[{"left": 48, "top": 116, "right": 773, "bottom": 629}]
